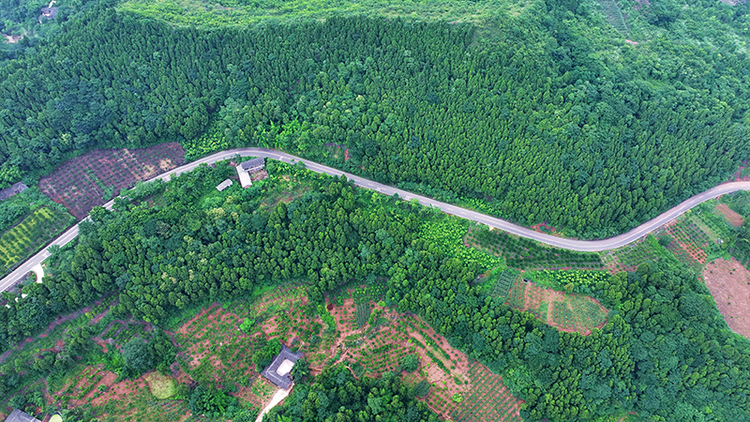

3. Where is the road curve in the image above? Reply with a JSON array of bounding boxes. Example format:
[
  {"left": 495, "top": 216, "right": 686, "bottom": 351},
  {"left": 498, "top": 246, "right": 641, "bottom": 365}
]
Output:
[{"left": 1, "top": 147, "right": 748, "bottom": 292}]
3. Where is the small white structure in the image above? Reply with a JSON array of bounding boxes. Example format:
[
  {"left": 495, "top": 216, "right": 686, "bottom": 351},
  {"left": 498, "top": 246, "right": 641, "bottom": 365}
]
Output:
[
  {"left": 216, "top": 179, "right": 233, "bottom": 192},
  {"left": 236, "top": 158, "right": 265, "bottom": 188},
  {"left": 276, "top": 359, "right": 295, "bottom": 376}
]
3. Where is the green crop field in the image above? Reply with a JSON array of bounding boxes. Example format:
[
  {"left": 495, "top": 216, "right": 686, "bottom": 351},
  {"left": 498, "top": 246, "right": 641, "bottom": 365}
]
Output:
[
  {"left": 569, "top": 295, "right": 607, "bottom": 332},
  {"left": 595, "top": 0, "right": 629, "bottom": 34},
  {"left": 467, "top": 227, "right": 603, "bottom": 270},
  {"left": 601, "top": 238, "right": 661, "bottom": 273},
  {"left": 697, "top": 210, "right": 735, "bottom": 240},
  {"left": 507, "top": 278, "right": 526, "bottom": 309},
  {"left": 488, "top": 268, "right": 521, "bottom": 299},
  {"left": 552, "top": 300, "right": 576, "bottom": 330},
  {"left": 0, "top": 207, "right": 73, "bottom": 270}
]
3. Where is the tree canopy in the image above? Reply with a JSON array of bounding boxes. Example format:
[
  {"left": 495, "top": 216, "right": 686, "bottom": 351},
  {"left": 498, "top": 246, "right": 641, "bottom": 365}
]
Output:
[
  {"left": 0, "top": 0, "right": 747, "bottom": 236},
  {"left": 1, "top": 162, "right": 749, "bottom": 421}
]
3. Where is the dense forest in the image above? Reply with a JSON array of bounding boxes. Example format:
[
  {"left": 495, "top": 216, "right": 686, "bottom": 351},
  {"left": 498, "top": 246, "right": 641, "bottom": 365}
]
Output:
[
  {"left": 0, "top": 0, "right": 98, "bottom": 62},
  {"left": 0, "top": 0, "right": 748, "bottom": 236},
  {"left": 2, "top": 162, "right": 750, "bottom": 421}
]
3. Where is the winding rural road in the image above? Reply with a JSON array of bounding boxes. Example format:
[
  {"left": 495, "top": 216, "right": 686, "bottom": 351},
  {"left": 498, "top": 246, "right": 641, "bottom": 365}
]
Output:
[{"left": 1, "top": 147, "right": 748, "bottom": 292}]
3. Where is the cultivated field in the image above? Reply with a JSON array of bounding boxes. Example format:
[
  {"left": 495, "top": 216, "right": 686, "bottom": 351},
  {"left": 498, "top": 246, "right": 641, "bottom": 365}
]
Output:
[
  {"left": 26, "top": 279, "right": 524, "bottom": 421},
  {"left": 466, "top": 226, "right": 603, "bottom": 270},
  {"left": 601, "top": 238, "right": 662, "bottom": 274},
  {"left": 450, "top": 362, "right": 524, "bottom": 422},
  {"left": 503, "top": 279, "right": 608, "bottom": 336},
  {"left": 39, "top": 143, "right": 184, "bottom": 219},
  {"left": 0, "top": 206, "right": 73, "bottom": 271}
]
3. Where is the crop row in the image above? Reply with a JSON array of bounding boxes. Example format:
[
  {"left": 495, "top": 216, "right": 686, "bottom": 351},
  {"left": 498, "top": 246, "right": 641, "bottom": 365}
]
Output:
[
  {"left": 454, "top": 363, "right": 521, "bottom": 422},
  {"left": 0, "top": 207, "right": 70, "bottom": 267},
  {"left": 507, "top": 279, "right": 526, "bottom": 309},
  {"left": 551, "top": 301, "right": 576, "bottom": 330},
  {"left": 470, "top": 228, "right": 602, "bottom": 270},
  {"left": 570, "top": 295, "right": 606, "bottom": 331},
  {"left": 491, "top": 269, "right": 520, "bottom": 299}
]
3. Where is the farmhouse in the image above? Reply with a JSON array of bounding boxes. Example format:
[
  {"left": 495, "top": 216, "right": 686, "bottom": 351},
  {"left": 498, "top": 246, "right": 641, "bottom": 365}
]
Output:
[
  {"left": 260, "top": 345, "right": 303, "bottom": 390},
  {"left": 3, "top": 409, "right": 42, "bottom": 422},
  {"left": 0, "top": 182, "right": 28, "bottom": 201},
  {"left": 236, "top": 158, "right": 266, "bottom": 188},
  {"left": 39, "top": 0, "right": 58, "bottom": 21}
]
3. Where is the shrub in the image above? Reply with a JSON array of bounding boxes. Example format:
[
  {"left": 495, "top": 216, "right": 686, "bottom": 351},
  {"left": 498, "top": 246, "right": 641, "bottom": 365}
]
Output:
[
  {"left": 292, "top": 358, "right": 310, "bottom": 381},
  {"left": 239, "top": 318, "right": 254, "bottom": 333},
  {"left": 122, "top": 337, "right": 153, "bottom": 376},
  {"left": 189, "top": 385, "right": 231, "bottom": 417},
  {"left": 399, "top": 354, "right": 419, "bottom": 372},
  {"left": 413, "top": 380, "right": 430, "bottom": 397}
]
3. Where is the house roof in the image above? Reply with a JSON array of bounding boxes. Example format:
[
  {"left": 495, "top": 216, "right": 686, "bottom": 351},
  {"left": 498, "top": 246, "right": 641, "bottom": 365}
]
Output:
[
  {"left": 216, "top": 179, "right": 233, "bottom": 191},
  {"left": 0, "top": 182, "right": 28, "bottom": 201},
  {"left": 4, "top": 409, "right": 42, "bottom": 422},
  {"left": 260, "top": 345, "right": 303, "bottom": 390},
  {"left": 239, "top": 158, "right": 265, "bottom": 171},
  {"left": 40, "top": 6, "right": 58, "bottom": 19}
]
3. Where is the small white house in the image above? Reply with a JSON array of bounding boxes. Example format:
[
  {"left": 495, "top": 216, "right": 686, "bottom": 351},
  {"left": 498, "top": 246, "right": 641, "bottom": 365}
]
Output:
[
  {"left": 236, "top": 158, "right": 265, "bottom": 188},
  {"left": 216, "top": 179, "right": 233, "bottom": 192}
]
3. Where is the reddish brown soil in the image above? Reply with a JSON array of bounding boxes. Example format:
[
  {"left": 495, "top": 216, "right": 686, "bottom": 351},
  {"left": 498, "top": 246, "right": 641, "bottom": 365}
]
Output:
[
  {"left": 39, "top": 143, "right": 184, "bottom": 219},
  {"left": 177, "top": 303, "right": 220, "bottom": 336},
  {"left": 94, "top": 339, "right": 109, "bottom": 353},
  {"left": 703, "top": 258, "right": 750, "bottom": 339},
  {"left": 449, "top": 361, "right": 524, "bottom": 422},
  {"left": 234, "top": 376, "right": 272, "bottom": 408},
  {"left": 530, "top": 222, "right": 558, "bottom": 235},
  {"left": 319, "top": 293, "right": 515, "bottom": 420},
  {"left": 251, "top": 169, "right": 269, "bottom": 182},
  {"left": 663, "top": 220, "right": 708, "bottom": 266},
  {"left": 716, "top": 203, "right": 744, "bottom": 227},
  {"left": 324, "top": 143, "right": 350, "bottom": 161}
]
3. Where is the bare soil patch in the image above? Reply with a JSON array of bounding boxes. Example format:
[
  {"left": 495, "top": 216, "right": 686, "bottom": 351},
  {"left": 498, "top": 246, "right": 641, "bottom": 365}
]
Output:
[
  {"left": 2, "top": 33, "right": 21, "bottom": 43},
  {"left": 716, "top": 203, "right": 744, "bottom": 227},
  {"left": 729, "top": 160, "right": 749, "bottom": 181},
  {"left": 39, "top": 143, "right": 184, "bottom": 219},
  {"left": 703, "top": 258, "right": 750, "bottom": 339}
]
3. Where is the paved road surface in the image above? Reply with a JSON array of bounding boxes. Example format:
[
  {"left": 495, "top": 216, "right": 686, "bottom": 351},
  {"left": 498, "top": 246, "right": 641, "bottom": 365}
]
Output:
[{"left": 2, "top": 147, "right": 749, "bottom": 292}]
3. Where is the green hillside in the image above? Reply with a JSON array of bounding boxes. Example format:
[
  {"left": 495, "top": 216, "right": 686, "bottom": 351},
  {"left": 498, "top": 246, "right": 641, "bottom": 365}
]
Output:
[
  {"left": 0, "top": 0, "right": 747, "bottom": 239},
  {"left": 118, "top": 0, "right": 535, "bottom": 27}
]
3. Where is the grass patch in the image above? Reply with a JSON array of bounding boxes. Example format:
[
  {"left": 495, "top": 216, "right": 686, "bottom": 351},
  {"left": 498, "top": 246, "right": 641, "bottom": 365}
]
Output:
[{"left": 144, "top": 371, "right": 177, "bottom": 399}]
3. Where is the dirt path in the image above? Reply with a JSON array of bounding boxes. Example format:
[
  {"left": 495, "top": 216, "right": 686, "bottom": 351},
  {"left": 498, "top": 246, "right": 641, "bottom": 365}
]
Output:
[{"left": 255, "top": 387, "right": 292, "bottom": 422}]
